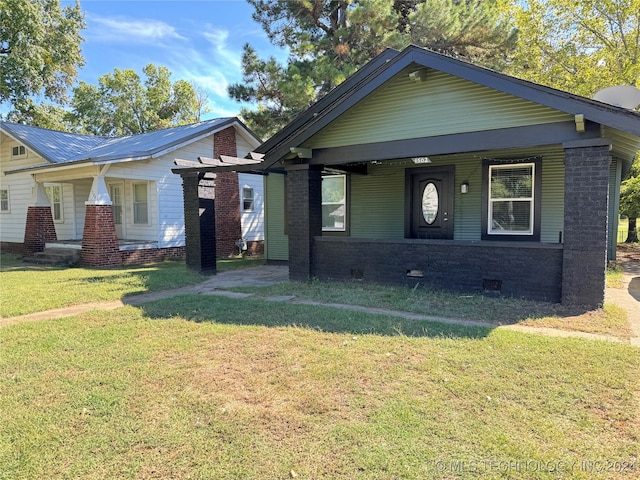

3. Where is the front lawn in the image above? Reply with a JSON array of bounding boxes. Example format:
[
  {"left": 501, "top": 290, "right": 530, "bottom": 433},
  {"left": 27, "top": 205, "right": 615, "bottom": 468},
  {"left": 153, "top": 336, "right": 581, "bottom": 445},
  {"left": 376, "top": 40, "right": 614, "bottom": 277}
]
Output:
[
  {"left": 1, "top": 297, "right": 638, "bottom": 479},
  {"left": 0, "top": 259, "right": 208, "bottom": 317}
]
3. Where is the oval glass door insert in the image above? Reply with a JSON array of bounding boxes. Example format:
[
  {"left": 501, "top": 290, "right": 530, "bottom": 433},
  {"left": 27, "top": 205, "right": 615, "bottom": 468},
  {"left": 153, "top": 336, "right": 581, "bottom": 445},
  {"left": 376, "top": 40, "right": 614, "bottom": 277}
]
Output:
[{"left": 421, "top": 182, "right": 439, "bottom": 224}]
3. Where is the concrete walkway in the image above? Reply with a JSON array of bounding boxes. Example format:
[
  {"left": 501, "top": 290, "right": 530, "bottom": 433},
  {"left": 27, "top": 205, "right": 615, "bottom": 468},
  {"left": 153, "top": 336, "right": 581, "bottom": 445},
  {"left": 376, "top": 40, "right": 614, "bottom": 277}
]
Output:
[{"left": 2, "top": 263, "right": 639, "bottom": 347}]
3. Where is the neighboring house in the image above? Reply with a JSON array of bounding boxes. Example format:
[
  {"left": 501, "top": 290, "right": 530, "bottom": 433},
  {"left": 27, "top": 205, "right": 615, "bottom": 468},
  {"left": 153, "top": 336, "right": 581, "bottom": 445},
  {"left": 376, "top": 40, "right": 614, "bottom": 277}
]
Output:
[
  {"left": 0, "top": 118, "right": 263, "bottom": 266},
  {"left": 174, "top": 46, "right": 640, "bottom": 308}
]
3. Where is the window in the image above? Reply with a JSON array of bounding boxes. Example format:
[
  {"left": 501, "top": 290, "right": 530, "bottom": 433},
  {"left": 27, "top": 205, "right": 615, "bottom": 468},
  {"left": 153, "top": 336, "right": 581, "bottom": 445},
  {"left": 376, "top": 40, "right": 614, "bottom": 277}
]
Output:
[
  {"left": 0, "top": 188, "right": 9, "bottom": 213},
  {"left": 45, "top": 184, "right": 63, "bottom": 221},
  {"left": 133, "top": 183, "right": 148, "bottom": 224},
  {"left": 322, "top": 174, "right": 346, "bottom": 232},
  {"left": 11, "top": 145, "right": 26, "bottom": 158},
  {"left": 482, "top": 158, "right": 541, "bottom": 241},
  {"left": 242, "top": 186, "right": 254, "bottom": 211}
]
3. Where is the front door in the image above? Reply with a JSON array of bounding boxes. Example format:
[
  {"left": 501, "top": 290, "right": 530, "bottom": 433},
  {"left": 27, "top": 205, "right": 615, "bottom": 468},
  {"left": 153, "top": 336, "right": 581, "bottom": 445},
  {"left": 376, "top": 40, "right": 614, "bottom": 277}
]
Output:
[
  {"left": 408, "top": 167, "right": 454, "bottom": 239},
  {"left": 109, "top": 183, "right": 124, "bottom": 238}
]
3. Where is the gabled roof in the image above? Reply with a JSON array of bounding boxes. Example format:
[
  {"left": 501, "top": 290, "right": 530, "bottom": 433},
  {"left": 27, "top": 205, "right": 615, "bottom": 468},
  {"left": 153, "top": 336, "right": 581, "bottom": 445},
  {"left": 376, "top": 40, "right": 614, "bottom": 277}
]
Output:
[
  {"left": 257, "top": 45, "right": 640, "bottom": 167},
  {"left": 2, "top": 118, "right": 259, "bottom": 171}
]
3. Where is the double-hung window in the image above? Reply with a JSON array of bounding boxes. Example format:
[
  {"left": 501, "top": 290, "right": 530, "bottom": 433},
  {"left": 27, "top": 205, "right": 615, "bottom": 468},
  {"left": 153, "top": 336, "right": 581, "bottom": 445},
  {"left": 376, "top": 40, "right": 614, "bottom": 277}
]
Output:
[
  {"left": 482, "top": 158, "right": 541, "bottom": 241},
  {"left": 322, "top": 174, "right": 347, "bottom": 232},
  {"left": 242, "top": 186, "right": 254, "bottom": 211},
  {"left": 45, "top": 184, "right": 63, "bottom": 222},
  {"left": 133, "top": 183, "right": 149, "bottom": 224},
  {"left": 0, "top": 188, "right": 9, "bottom": 213}
]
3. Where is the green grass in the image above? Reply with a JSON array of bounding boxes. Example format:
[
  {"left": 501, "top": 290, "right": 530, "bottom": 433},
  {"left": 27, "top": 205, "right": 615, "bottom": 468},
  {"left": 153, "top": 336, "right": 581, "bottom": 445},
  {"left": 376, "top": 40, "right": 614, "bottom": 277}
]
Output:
[
  {"left": 0, "top": 259, "right": 207, "bottom": 317},
  {"left": 0, "top": 255, "right": 265, "bottom": 318},
  {"left": 230, "top": 279, "right": 632, "bottom": 338},
  {"left": 1, "top": 296, "right": 638, "bottom": 479}
]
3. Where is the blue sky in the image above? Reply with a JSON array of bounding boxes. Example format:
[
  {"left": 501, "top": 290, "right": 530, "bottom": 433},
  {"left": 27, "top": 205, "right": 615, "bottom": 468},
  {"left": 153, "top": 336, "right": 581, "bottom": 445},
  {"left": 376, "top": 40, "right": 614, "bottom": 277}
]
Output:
[{"left": 60, "top": 0, "right": 287, "bottom": 119}]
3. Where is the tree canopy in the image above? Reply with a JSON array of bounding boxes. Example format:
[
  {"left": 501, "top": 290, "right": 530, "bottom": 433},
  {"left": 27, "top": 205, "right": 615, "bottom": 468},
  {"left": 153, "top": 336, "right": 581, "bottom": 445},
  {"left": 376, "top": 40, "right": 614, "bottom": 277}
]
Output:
[
  {"left": 0, "top": 0, "right": 85, "bottom": 117},
  {"left": 66, "top": 64, "right": 203, "bottom": 136},
  {"left": 505, "top": 0, "right": 640, "bottom": 97},
  {"left": 229, "top": 0, "right": 516, "bottom": 139}
]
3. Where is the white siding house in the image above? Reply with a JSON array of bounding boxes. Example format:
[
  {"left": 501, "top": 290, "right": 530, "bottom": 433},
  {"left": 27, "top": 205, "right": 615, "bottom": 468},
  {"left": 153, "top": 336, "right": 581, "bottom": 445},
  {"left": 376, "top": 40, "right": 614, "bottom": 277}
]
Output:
[{"left": 0, "top": 118, "right": 263, "bottom": 265}]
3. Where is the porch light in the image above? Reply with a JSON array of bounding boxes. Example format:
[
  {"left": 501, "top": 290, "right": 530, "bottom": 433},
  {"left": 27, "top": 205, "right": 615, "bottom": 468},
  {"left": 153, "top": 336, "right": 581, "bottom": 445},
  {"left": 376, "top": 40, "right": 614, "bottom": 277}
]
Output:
[{"left": 461, "top": 181, "right": 469, "bottom": 194}]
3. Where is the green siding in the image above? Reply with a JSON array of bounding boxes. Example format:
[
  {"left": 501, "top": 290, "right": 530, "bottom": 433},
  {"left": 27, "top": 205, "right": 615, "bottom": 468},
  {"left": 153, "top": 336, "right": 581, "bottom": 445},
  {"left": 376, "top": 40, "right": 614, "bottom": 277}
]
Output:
[
  {"left": 264, "top": 173, "right": 288, "bottom": 261},
  {"left": 307, "top": 67, "right": 572, "bottom": 149},
  {"left": 347, "top": 146, "right": 565, "bottom": 242}
]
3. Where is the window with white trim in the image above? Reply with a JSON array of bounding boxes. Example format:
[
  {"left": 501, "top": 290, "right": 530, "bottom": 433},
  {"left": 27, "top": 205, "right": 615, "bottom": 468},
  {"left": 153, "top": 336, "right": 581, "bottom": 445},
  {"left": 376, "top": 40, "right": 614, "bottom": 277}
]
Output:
[
  {"left": 242, "top": 186, "right": 254, "bottom": 211},
  {"left": 45, "top": 184, "right": 63, "bottom": 222},
  {"left": 133, "top": 183, "right": 149, "bottom": 224},
  {"left": 322, "top": 174, "right": 347, "bottom": 232},
  {"left": 0, "top": 188, "right": 9, "bottom": 212},
  {"left": 11, "top": 145, "right": 26, "bottom": 158},
  {"left": 481, "top": 157, "right": 541, "bottom": 241},
  {"left": 488, "top": 163, "right": 534, "bottom": 235}
]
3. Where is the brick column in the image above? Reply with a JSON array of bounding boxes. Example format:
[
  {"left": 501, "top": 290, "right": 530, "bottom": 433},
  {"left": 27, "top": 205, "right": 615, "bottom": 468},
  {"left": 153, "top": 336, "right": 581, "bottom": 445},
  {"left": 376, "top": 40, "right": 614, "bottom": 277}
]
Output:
[
  {"left": 286, "top": 164, "right": 323, "bottom": 282},
  {"left": 182, "top": 172, "right": 216, "bottom": 274},
  {"left": 213, "top": 127, "right": 242, "bottom": 257},
  {"left": 562, "top": 140, "right": 611, "bottom": 307},
  {"left": 81, "top": 176, "right": 121, "bottom": 268},
  {"left": 23, "top": 182, "right": 57, "bottom": 255}
]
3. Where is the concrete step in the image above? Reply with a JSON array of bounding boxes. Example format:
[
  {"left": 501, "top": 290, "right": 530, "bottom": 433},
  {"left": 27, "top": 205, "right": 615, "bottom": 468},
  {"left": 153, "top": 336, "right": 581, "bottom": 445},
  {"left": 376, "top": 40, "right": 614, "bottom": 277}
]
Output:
[{"left": 25, "top": 248, "right": 81, "bottom": 266}]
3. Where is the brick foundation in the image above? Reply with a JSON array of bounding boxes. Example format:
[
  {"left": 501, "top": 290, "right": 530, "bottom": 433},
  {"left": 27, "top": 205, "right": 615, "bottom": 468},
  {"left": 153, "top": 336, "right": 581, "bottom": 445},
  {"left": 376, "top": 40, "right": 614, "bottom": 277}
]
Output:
[
  {"left": 1, "top": 242, "right": 25, "bottom": 255},
  {"left": 121, "top": 246, "right": 185, "bottom": 265},
  {"left": 314, "top": 237, "right": 563, "bottom": 303},
  {"left": 23, "top": 206, "right": 57, "bottom": 255},
  {"left": 81, "top": 205, "right": 121, "bottom": 268}
]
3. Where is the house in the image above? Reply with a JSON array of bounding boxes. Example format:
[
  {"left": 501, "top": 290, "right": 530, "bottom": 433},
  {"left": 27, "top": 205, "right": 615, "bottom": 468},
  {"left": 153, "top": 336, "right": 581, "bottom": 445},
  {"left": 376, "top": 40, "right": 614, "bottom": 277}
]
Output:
[
  {"left": 174, "top": 46, "right": 640, "bottom": 308},
  {"left": 0, "top": 118, "right": 264, "bottom": 267}
]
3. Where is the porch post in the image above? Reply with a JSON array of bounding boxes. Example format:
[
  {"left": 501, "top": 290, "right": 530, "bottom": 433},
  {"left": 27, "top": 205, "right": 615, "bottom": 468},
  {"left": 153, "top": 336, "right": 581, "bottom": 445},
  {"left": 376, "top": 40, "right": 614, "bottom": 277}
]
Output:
[
  {"left": 561, "top": 140, "right": 611, "bottom": 307},
  {"left": 81, "top": 175, "right": 121, "bottom": 268},
  {"left": 286, "top": 164, "right": 323, "bottom": 281},
  {"left": 181, "top": 172, "right": 217, "bottom": 275},
  {"left": 23, "top": 182, "right": 57, "bottom": 255}
]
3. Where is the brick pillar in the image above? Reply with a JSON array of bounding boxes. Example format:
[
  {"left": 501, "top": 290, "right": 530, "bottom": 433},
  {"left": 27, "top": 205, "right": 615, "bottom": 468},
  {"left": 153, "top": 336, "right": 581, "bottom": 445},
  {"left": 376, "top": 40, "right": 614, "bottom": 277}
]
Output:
[
  {"left": 23, "top": 182, "right": 57, "bottom": 255},
  {"left": 562, "top": 140, "right": 611, "bottom": 307},
  {"left": 182, "top": 172, "right": 216, "bottom": 275},
  {"left": 81, "top": 176, "right": 121, "bottom": 268},
  {"left": 213, "top": 127, "right": 242, "bottom": 257},
  {"left": 286, "top": 164, "right": 323, "bottom": 282}
]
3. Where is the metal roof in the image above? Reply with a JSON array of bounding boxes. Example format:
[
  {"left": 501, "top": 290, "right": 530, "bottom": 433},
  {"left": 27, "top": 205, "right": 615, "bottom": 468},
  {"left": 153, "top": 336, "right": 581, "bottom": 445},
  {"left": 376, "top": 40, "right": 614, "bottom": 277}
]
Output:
[{"left": 1, "top": 117, "right": 239, "bottom": 166}]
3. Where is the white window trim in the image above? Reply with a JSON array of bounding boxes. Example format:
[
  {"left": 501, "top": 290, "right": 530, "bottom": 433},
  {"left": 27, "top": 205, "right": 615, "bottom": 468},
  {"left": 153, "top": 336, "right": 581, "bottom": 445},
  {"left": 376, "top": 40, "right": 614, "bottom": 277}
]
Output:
[
  {"left": 11, "top": 145, "right": 26, "bottom": 159},
  {"left": 132, "top": 182, "right": 149, "bottom": 225},
  {"left": 0, "top": 187, "right": 10, "bottom": 213},
  {"left": 487, "top": 163, "right": 535, "bottom": 235},
  {"left": 45, "top": 183, "right": 63, "bottom": 223},
  {"left": 242, "top": 186, "right": 254, "bottom": 212},
  {"left": 322, "top": 174, "right": 347, "bottom": 232}
]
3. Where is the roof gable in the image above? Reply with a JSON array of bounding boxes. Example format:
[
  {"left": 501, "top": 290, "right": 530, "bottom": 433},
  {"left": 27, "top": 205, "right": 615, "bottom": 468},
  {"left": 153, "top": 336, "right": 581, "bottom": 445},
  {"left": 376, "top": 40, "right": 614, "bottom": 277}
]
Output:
[
  {"left": 258, "top": 45, "right": 640, "bottom": 166},
  {"left": 307, "top": 65, "right": 572, "bottom": 149}
]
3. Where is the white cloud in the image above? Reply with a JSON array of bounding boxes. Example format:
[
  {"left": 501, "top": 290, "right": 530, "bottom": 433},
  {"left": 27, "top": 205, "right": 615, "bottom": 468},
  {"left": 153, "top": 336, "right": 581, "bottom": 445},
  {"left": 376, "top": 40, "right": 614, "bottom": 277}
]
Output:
[
  {"left": 88, "top": 14, "right": 186, "bottom": 43},
  {"left": 202, "top": 26, "right": 241, "bottom": 69}
]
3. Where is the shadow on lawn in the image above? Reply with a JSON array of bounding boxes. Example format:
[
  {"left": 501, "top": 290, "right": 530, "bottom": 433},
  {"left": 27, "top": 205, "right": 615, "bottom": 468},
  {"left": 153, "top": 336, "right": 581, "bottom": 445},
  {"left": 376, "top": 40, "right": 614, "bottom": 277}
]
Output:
[{"left": 139, "top": 294, "right": 493, "bottom": 340}]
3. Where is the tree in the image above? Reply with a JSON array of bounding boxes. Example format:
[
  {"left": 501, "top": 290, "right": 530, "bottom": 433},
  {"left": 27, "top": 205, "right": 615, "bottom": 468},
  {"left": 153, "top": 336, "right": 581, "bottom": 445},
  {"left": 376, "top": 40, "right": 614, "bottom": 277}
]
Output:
[
  {"left": 620, "top": 156, "right": 640, "bottom": 243},
  {"left": 229, "top": 0, "right": 516, "bottom": 138},
  {"left": 0, "top": 0, "right": 85, "bottom": 117},
  {"left": 505, "top": 0, "right": 640, "bottom": 97},
  {"left": 67, "top": 64, "right": 201, "bottom": 136}
]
